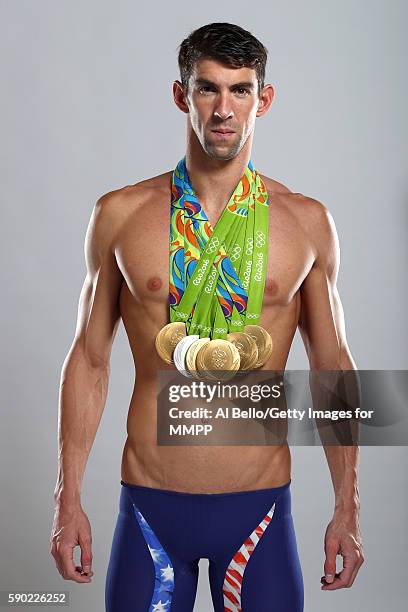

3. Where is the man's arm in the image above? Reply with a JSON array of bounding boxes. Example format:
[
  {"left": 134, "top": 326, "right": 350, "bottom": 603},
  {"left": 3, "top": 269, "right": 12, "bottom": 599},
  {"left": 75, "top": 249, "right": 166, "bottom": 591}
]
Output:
[
  {"left": 297, "top": 198, "right": 365, "bottom": 591},
  {"left": 50, "top": 192, "right": 124, "bottom": 583}
]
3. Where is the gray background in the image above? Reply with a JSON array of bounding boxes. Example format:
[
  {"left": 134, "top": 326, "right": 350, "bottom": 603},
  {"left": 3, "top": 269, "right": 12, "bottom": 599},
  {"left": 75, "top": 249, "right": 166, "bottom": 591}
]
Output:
[{"left": 1, "top": 0, "right": 407, "bottom": 610}]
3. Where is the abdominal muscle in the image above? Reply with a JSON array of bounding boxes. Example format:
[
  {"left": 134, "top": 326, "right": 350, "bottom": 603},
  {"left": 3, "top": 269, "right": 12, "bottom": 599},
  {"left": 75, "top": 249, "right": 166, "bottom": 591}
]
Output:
[{"left": 120, "top": 373, "right": 292, "bottom": 494}]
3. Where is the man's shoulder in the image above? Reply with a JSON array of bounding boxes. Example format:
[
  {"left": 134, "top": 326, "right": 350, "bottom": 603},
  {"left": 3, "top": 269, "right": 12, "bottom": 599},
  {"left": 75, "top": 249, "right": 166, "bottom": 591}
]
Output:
[
  {"left": 96, "top": 171, "right": 172, "bottom": 213},
  {"left": 261, "top": 173, "right": 332, "bottom": 223},
  {"left": 88, "top": 171, "right": 172, "bottom": 246},
  {"left": 260, "top": 175, "right": 337, "bottom": 258}
]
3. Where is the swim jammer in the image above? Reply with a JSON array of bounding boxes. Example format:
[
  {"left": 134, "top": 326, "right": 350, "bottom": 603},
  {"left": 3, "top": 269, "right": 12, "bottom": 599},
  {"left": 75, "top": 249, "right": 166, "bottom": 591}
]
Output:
[{"left": 105, "top": 479, "right": 304, "bottom": 611}]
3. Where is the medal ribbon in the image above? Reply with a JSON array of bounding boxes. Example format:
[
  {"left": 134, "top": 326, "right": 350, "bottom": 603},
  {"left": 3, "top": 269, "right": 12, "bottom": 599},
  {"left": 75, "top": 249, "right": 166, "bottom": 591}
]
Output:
[{"left": 168, "top": 156, "right": 269, "bottom": 338}]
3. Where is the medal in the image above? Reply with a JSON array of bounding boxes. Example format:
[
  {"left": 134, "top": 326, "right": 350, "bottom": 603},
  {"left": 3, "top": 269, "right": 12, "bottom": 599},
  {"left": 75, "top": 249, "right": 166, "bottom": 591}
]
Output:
[
  {"left": 155, "top": 322, "right": 186, "bottom": 364},
  {"left": 185, "top": 337, "right": 211, "bottom": 378},
  {"left": 173, "top": 334, "right": 200, "bottom": 377},
  {"left": 157, "top": 156, "right": 272, "bottom": 378},
  {"left": 227, "top": 331, "right": 259, "bottom": 371},
  {"left": 196, "top": 339, "right": 241, "bottom": 381},
  {"left": 244, "top": 324, "right": 273, "bottom": 367}
]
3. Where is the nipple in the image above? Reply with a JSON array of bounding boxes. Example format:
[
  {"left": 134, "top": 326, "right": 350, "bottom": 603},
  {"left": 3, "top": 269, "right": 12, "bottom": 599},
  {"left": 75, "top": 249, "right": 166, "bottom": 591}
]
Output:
[
  {"left": 147, "top": 276, "right": 163, "bottom": 291},
  {"left": 265, "top": 278, "right": 278, "bottom": 295}
]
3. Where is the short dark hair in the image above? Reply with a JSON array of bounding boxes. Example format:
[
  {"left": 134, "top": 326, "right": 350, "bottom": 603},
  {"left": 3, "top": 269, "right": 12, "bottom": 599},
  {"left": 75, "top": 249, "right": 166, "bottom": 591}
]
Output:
[{"left": 177, "top": 22, "right": 268, "bottom": 96}]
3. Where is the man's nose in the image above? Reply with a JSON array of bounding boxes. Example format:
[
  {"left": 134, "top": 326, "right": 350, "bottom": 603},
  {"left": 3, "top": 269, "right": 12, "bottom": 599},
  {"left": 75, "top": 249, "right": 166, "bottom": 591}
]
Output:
[{"left": 213, "top": 94, "right": 234, "bottom": 121}]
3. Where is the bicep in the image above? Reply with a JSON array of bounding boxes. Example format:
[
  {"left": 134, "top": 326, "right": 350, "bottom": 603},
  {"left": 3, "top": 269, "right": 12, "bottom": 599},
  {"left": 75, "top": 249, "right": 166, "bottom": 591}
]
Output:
[
  {"left": 298, "top": 203, "right": 355, "bottom": 369},
  {"left": 71, "top": 196, "right": 124, "bottom": 367},
  {"left": 298, "top": 265, "right": 348, "bottom": 368}
]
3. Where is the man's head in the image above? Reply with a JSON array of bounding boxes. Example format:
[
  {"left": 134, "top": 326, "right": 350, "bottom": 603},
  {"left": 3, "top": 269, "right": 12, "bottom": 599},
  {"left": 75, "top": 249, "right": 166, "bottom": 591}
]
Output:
[{"left": 174, "top": 23, "right": 274, "bottom": 161}]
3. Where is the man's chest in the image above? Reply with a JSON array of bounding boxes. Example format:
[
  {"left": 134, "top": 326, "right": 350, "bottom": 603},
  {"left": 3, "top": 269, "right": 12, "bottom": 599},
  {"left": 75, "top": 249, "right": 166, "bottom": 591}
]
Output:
[{"left": 115, "top": 196, "right": 314, "bottom": 309}]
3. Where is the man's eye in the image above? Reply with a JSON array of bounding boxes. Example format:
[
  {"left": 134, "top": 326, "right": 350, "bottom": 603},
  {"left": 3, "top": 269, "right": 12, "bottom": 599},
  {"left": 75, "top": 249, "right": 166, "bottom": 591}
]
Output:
[
  {"left": 199, "top": 86, "right": 214, "bottom": 93},
  {"left": 235, "top": 88, "right": 249, "bottom": 96}
]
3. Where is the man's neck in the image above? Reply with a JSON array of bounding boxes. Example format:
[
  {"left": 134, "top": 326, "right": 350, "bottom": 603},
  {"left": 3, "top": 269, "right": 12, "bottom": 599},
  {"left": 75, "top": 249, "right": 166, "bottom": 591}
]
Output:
[{"left": 184, "top": 132, "right": 253, "bottom": 219}]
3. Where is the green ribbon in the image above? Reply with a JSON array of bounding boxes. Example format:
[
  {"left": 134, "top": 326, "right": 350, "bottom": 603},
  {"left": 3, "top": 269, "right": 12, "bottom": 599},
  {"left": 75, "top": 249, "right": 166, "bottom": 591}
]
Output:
[{"left": 168, "top": 156, "right": 269, "bottom": 340}]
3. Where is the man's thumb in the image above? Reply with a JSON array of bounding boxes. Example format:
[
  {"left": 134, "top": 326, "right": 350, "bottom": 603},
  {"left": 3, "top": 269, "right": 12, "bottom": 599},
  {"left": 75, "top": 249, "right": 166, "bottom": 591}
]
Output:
[
  {"left": 324, "top": 541, "right": 338, "bottom": 583},
  {"left": 79, "top": 534, "right": 93, "bottom": 574}
]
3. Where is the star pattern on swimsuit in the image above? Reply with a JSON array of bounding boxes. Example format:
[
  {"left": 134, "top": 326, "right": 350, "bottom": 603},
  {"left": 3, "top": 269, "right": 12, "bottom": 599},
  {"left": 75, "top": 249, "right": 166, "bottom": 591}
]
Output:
[
  {"left": 132, "top": 503, "right": 175, "bottom": 611},
  {"left": 151, "top": 599, "right": 171, "bottom": 611}
]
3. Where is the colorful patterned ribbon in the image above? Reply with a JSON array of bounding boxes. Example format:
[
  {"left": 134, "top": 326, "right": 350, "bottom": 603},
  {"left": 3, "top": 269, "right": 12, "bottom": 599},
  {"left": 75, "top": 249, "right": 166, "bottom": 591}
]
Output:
[{"left": 169, "top": 156, "right": 269, "bottom": 339}]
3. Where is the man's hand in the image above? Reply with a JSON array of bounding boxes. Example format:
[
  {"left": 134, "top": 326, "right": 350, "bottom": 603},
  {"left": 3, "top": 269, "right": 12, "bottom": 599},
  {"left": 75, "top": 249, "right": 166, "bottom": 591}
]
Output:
[
  {"left": 321, "top": 510, "right": 364, "bottom": 590},
  {"left": 50, "top": 502, "right": 94, "bottom": 583}
]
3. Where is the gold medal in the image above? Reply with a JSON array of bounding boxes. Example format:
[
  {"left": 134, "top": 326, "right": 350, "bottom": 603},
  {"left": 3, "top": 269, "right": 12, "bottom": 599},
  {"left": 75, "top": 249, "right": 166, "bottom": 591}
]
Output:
[
  {"left": 155, "top": 322, "right": 187, "bottom": 364},
  {"left": 227, "top": 331, "right": 259, "bottom": 371},
  {"left": 243, "top": 324, "right": 273, "bottom": 367},
  {"left": 185, "top": 337, "right": 211, "bottom": 378},
  {"left": 196, "top": 339, "right": 241, "bottom": 381}
]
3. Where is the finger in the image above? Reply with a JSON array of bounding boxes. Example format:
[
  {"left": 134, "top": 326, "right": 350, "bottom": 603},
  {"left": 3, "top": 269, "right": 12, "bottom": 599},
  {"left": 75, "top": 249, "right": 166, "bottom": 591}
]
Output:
[
  {"left": 79, "top": 532, "right": 93, "bottom": 576},
  {"left": 53, "top": 556, "right": 64, "bottom": 578},
  {"left": 51, "top": 540, "right": 81, "bottom": 582},
  {"left": 337, "top": 549, "right": 361, "bottom": 588},
  {"left": 321, "top": 573, "right": 344, "bottom": 590},
  {"left": 322, "top": 550, "right": 359, "bottom": 590},
  {"left": 321, "top": 571, "right": 340, "bottom": 589},
  {"left": 58, "top": 544, "right": 92, "bottom": 583},
  {"left": 346, "top": 550, "right": 365, "bottom": 587},
  {"left": 323, "top": 539, "right": 339, "bottom": 584},
  {"left": 75, "top": 565, "right": 94, "bottom": 578},
  {"left": 51, "top": 542, "right": 67, "bottom": 578}
]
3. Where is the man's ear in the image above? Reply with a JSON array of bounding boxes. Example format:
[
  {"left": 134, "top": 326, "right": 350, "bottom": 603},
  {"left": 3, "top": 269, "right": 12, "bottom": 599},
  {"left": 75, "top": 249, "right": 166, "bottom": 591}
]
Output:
[
  {"left": 256, "top": 83, "right": 275, "bottom": 117},
  {"left": 173, "top": 80, "right": 189, "bottom": 114}
]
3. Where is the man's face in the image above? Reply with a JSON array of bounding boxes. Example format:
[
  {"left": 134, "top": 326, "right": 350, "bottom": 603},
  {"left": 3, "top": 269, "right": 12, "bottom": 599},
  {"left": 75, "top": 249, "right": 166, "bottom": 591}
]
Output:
[{"left": 184, "top": 58, "right": 261, "bottom": 161}]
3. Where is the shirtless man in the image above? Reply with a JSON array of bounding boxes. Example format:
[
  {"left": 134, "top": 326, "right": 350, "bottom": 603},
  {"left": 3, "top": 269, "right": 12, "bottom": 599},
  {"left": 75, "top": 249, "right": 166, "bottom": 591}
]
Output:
[{"left": 50, "top": 22, "right": 364, "bottom": 612}]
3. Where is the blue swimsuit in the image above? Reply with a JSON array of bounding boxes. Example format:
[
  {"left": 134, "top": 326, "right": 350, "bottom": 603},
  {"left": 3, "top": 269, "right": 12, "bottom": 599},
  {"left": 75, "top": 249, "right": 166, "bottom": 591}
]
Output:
[{"left": 105, "top": 479, "right": 304, "bottom": 611}]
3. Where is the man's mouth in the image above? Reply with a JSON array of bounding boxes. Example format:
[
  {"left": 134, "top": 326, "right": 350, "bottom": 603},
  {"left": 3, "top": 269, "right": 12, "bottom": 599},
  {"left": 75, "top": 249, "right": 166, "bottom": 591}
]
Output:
[{"left": 211, "top": 129, "right": 236, "bottom": 139}]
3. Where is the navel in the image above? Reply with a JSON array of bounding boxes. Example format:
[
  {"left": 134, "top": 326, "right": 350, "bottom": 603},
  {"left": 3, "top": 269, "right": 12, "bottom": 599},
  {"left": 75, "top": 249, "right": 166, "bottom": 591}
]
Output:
[{"left": 147, "top": 276, "right": 163, "bottom": 291}]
